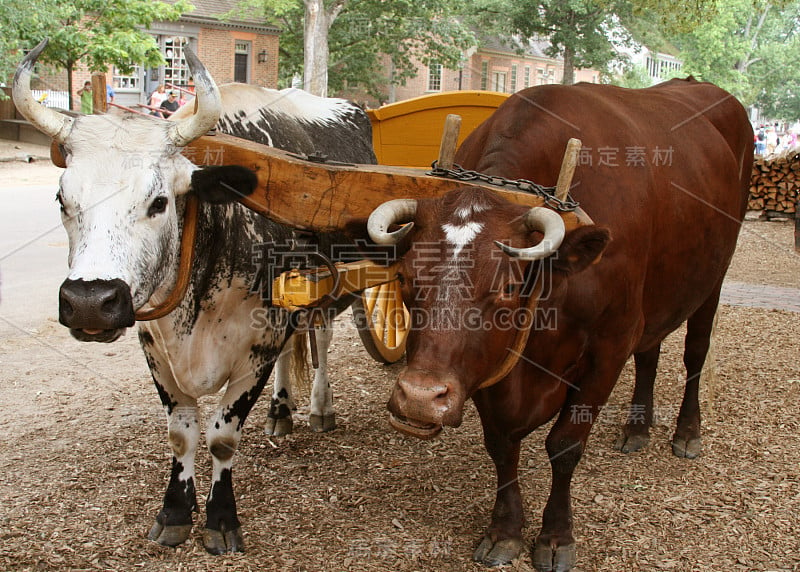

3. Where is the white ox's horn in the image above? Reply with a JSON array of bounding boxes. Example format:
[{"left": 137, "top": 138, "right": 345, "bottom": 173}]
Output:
[
  {"left": 167, "top": 46, "right": 221, "bottom": 147},
  {"left": 367, "top": 199, "right": 418, "bottom": 245},
  {"left": 495, "top": 207, "right": 566, "bottom": 261},
  {"left": 13, "top": 39, "right": 74, "bottom": 144}
]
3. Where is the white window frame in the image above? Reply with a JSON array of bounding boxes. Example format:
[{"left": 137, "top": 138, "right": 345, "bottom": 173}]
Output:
[
  {"left": 427, "top": 62, "right": 443, "bottom": 92},
  {"left": 492, "top": 71, "right": 506, "bottom": 93}
]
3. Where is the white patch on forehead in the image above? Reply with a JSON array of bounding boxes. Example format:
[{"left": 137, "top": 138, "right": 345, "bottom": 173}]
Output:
[
  {"left": 442, "top": 221, "right": 484, "bottom": 258},
  {"left": 454, "top": 202, "right": 490, "bottom": 221}
]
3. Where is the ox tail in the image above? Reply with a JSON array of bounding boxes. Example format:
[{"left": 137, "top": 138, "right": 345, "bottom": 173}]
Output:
[{"left": 289, "top": 332, "right": 311, "bottom": 397}]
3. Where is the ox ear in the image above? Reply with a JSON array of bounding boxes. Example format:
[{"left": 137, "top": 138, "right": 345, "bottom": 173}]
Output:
[
  {"left": 50, "top": 140, "right": 67, "bottom": 168},
  {"left": 551, "top": 225, "right": 610, "bottom": 275},
  {"left": 191, "top": 165, "right": 258, "bottom": 204}
]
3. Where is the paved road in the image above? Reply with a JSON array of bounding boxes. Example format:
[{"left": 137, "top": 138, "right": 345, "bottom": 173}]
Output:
[
  {"left": 721, "top": 281, "right": 800, "bottom": 313},
  {"left": 0, "top": 172, "right": 67, "bottom": 336}
]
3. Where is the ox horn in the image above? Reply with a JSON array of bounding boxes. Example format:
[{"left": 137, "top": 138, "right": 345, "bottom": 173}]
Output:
[
  {"left": 367, "top": 199, "right": 418, "bottom": 245},
  {"left": 167, "top": 47, "right": 222, "bottom": 147},
  {"left": 12, "top": 39, "right": 74, "bottom": 144},
  {"left": 495, "top": 207, "right": 566, "bottom": 261}
]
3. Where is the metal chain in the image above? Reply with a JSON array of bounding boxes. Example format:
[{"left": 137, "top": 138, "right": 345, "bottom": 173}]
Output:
[{"left": 428, "top": 161, "right": 580, "bottom": 212}]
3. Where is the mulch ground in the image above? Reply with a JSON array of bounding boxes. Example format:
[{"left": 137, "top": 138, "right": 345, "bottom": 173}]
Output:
[{"left": 0, "top": 219, "right": 798, "bottom": 572}]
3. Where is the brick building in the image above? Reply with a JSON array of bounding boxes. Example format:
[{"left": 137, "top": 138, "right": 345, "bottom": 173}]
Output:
[
  {"left": 378, "top": 36, "right": 600, "bottom": 106},
  {"left": 36, "top": 0, "right": 280, "bottom": 111}
]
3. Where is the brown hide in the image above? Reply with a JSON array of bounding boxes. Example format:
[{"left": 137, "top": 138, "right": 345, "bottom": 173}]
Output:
[
  {"left": 391, "top": 78, "right": 752, "bottom": 425},
  {"left": 383, "top": 78, "right": 753, "bottom": 568}
]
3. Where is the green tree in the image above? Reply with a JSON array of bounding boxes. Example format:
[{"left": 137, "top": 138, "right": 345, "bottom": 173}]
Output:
[
  {"left": 468, "top": 0, "right": 713, "bottom": 85},
  {"left": 0, "top": 1, "right": 52, "bottom": 88},
  {"left": 237, "top": 0, "right": 475, "bottom": 99},
  {"left": 672, "top": 0, "right": 800, "bottom": 117},
  {"left": 9, "top": 0, "right": 190, "bottom": 109}
]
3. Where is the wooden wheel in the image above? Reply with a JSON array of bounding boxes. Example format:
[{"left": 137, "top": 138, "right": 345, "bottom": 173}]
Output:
[{"left": 352, "top": 279, "right": 409, "bottom": 364}]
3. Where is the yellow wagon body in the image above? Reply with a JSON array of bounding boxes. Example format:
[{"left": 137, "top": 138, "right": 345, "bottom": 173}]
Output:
[{"left": 367, "top": 91, "right": 509, "bottom": 167}]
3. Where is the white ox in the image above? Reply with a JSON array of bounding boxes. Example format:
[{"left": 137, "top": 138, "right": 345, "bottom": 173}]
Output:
[{"left": 13, "top": 40, "right": 375, "bottom": 553}]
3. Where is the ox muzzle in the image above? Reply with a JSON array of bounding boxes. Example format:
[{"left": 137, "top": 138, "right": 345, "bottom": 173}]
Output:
[
  {"left": 59, "top": 278, "right": 135, "bottom": 343},
  {"left": 387, "top": 368, "right": 466, "bottom": 439}
]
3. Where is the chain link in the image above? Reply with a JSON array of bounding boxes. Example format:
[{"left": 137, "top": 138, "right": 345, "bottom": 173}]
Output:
[{"left": 428, "top": 161, "right": 579, "bottom": 212}]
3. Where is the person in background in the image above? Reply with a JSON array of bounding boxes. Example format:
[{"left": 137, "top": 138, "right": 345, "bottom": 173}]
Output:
[
  {"left": 148, "top": 85, "right": 167, "bottom": 117},
  {"left": 106, "top": 83, "right": 115, "bottom": 104},
  {"left": 755, "top": 126, "right": 767, "bottom": 155},
  {"left": 77, "top": 81, "right": 92, "bottom": 114},
  {"left": 159, "top": 91, "right": 180, "bottom": 117}
]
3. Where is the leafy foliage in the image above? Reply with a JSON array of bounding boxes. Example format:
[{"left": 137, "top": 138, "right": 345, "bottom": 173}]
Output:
[
  {"left": 244, "top": 0, "right": 475, "bottom": 100},
  {"left": 671, "top": 0, "right": 800, "bottom": 118},
  {"left": 2, "top": 0, "right": 189, "bottom": 106},
  {"left": 467, "top": 0, "right": 714, "bottom": 84}
]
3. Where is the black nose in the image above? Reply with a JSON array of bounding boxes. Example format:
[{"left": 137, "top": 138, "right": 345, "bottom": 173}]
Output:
[{"left": 59, "top": 278, "right": 135, "bottom": 330}]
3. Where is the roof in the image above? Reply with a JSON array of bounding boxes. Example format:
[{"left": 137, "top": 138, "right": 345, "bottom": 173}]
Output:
[
  {"left": 172, "top": 0, "right": 281, "bottom": 34},
  {"left": 478, "top": 35, "right": 553, "bottom": 59}
]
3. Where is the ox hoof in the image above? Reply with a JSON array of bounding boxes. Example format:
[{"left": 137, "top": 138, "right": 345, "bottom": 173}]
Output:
[
  {"left": 532, "top": 541, "right": 577, "bottom": 572},
  {"left": 614, "top": 432, "right": 650, "bottom": 454},
  {"left": 147, "top": 520, "right": 192, "bottom": 547},
  {"left": 309, "top": 413, "right": 336, "bottom": 432},
  {"left": 671, "top": 436, "right": 702, "bottom": 459},
  {"left": 473, "top": 536, "right": 525, "bottom": 567},
  {"left": 265, "top": 416, "right": 293, "bottom": 436},
  {"left": 203, "top": 526, "right": 244, "bottom": 554}
]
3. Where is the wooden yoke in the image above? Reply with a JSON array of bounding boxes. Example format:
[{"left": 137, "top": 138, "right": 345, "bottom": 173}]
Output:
[{"left": 184, "top": 133, "right": 591, "bottom": 233}]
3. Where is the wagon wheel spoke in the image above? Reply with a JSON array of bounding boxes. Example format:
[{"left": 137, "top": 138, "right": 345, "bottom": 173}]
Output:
[{"left": 353, "top": 279, "right": 408, "bottom": 364}]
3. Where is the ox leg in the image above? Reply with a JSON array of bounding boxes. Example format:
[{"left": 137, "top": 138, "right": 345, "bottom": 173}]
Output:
[
  {"left": 672, "top": 292, "right": 719, "bottom": 459},
  {"left": 146, "top": 384, "right": 200, "bottom": 547},
  {"left": 265, "top": 341, "right": 296, "bottom": 436},
  {"left": 472, "top": 424, "right": 526, "bottom": 567},
  {"left": 614, "top": 344, "right": 660, "bottom": 453},
  {"left": 309, "top": 321, "right": 336, "bottom": 432},
  {"left": 534, "top": 370, "right": 621, "bottom": 572},
  {"left": 203, "top": 373, "right": 266, "bottom": 554}
]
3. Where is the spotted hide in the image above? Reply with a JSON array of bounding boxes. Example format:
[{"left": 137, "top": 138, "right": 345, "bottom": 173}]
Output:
[{"left": 13, "top": 41, "right": 375, "bottom": 554}]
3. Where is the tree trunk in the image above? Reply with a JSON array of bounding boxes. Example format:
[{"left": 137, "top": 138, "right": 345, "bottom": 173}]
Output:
[
  {"left": 561, "top": 45, "right": 575, "bottom": 85},
  {"left": 67, "top": 62, "right": 74, "bottom": 111},
  {"left": 303, "top": 0, "right": 329, "bottom": 96},
  {"left": 303, "top": 0, "right": 346, "bottom": 97}
]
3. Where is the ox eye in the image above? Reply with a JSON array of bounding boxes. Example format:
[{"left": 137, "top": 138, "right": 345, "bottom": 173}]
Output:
[
  {"left": 147, "top": 196, "right": 169, "bottom": 217},
  {"left": 55, "top": 191, "right": 66, "bottom": 213}
]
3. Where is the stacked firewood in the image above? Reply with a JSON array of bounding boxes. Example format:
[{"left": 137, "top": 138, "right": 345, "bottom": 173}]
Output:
[{"left": 749, "top": 148, "right": 800, "bottom": 214}]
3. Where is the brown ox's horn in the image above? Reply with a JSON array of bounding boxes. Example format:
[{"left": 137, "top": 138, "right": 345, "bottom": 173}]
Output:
[
  {"left": 367, "top": 199, "right": 418, "bottom": 245},
  {"left": 13, "top": 39, "right": 74, "bottom": 144},
  {"left": 167, "top": 47, "right": 221, "bottom": 147},
  {"left": 495, "top": 207, "right": 566, "bottom": 261}
]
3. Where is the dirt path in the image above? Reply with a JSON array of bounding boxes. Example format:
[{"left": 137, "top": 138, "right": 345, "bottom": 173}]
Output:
[{"left": 1, "top": 149, "right": 799, "bottom": 571}]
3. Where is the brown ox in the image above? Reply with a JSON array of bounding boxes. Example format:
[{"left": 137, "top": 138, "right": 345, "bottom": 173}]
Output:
[{"left": 364, "top": 79, "right": 752, "bottom": 571}]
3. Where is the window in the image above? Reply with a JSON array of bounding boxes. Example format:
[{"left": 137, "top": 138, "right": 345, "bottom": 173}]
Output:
[
  {"left": 163, "top": 36, "right": 190, "bottom": 87},
  {"left": 510, "top": 64, "right": 517, "bottom": 92},
  {"left": 480, "top": 61, "right": 488, "bottom": 90},
  {"left": 492, "top": 71, "right": 506, "bottom": 92},
  {"left": 234, "top": 41, "right": 251, "bottom": 83},
  {"left": 427, "top": 62, "right": 443, "bottom": 92},
  {"left": 537, "top": 67, "right": 546, "bottom": 85},
  {"left": 113, "top": 65, "right": 141, "bottom": 91},
  {"left": 524, "top": 66, "right": 531, "bottom": 88}
]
